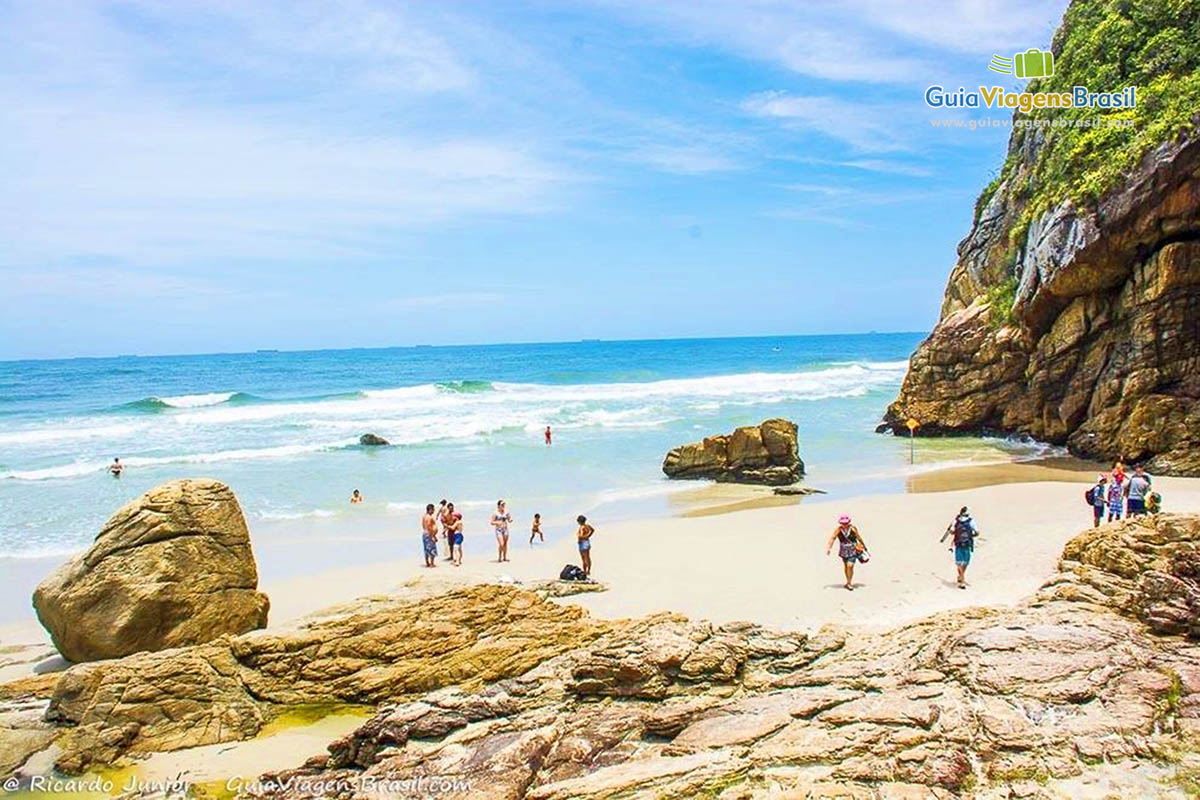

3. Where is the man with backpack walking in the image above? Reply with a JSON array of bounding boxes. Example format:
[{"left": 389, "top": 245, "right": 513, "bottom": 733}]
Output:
[
  {"left": 940, "top": 506, "right": 978, "bottom": 589},
  {"left": 1086, "top": 474, "right": 1108, "bottom": 527}
]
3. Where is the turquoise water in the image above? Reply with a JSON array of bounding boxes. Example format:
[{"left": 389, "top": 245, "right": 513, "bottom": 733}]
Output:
[{"left": 0, "top": 334, "right": 1055, "bottom": 566}]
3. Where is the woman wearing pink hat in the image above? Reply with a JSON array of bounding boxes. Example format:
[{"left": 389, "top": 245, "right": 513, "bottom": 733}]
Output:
[{"left": 825, "top": 514, "right": 868, "bottom": 591}]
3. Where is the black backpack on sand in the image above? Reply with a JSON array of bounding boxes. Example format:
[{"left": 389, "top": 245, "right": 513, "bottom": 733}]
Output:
[{"left": 560, "top": 564, "right": 587, "bottom": 581}]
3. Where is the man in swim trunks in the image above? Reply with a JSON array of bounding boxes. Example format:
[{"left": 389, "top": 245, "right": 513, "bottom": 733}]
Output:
[
  {"left": 448, "top": 503, "right": 464, "bottom": 566},
  {"left": 421, "top": 504, "right": 438, "bottom": 567},
  {"left": 491, "top": 500, "right": 512, "bottom": 562},
  {"left": 576, "top": 515, "right": 594, "bottom": 577},
  {"left": 940, "top": 506, "right": 978, "bottom": 589},
  {"left": 438, "top": 499, "right": 453, "bottom": 560},
  {"left": 109, "top": 457, "right": 123, "bottom": 477}
]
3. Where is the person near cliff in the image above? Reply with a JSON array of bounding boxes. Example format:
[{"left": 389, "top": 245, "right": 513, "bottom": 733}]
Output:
[
  {"left": 940, "top": 506, "right": 978, "bottom": 589},
  {"left": 576, "top": 515, "right": 595, "bottom": 577},
  {"left": 1125, "top": 465, "right": 1152, "bottom": 516},
  {"left": 826, "top": 515, "right": 867, "bottom": 591},
  {"left": 1088, "top": 474, "right": 1108, "bottom": 527},
  {"left": 1106, "top": 475, "right": 1125, "bottom": 523},
  {"left": 491, "top": 500, "right": 512, "bottom": 563},
  {"left": 421, "top": 504, "right": 439, "bottom": 568}
]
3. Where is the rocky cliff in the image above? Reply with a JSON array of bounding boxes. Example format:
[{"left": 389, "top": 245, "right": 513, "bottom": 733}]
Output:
[
  {"left": 883, "top": 0, "right": 1200, "bottom": 474},
  {"left": 6, "top": 515, "right": 1200, "bottom": 797}
]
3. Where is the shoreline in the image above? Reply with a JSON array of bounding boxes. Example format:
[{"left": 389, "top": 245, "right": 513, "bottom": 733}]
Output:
[{"left": 3, "top": 456, "right": 1193, "bottom": 683}]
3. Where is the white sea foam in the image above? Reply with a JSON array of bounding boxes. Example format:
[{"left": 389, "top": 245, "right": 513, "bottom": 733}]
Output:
[
  {"left": 256, "top": 508, "right": 338, "bottom": 521},
  {"left": 158, "top": 391, "right": 237, "bottom": 408},
  {"left": 0, "top": 364, "right": 911, "bottom": 480},
  {"left": 0, "top": 422, "right": 147, "bottom": 446},
  {"left": 1, "top": 441, "right": 355, "bottom": 481}
]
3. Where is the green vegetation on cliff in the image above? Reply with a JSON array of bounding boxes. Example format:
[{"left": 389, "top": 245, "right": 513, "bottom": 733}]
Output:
[{"left": 982, "top": 0, "right": 1200, "bottom": 243}]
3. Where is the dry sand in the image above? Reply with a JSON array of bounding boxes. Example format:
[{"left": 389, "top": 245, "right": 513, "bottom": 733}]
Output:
[{"left": 262, "top": 465, "right": 1200, "bottom": 633}]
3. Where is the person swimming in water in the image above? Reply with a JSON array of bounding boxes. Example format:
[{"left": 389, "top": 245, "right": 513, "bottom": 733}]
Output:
[
  {"left": 350, "top": 489, "right": 363, "bottom": 504},
  {"left": 108, "top": 457, "right": 123, "bottom": 478}
]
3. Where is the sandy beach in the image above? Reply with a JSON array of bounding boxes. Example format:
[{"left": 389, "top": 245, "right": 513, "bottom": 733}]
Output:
[{"left": 6, "top": 462, "right": 1198, "bottom": 673}]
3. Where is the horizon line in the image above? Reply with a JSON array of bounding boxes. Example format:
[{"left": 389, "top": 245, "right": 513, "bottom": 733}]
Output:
[{"left": 0, "top": 330, "right": 928, "bottom": 366}]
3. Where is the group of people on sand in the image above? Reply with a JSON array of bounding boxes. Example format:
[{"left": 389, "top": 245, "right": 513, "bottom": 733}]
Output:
[
  {"left": 826, "top": 505, "right": 981, "bottom": 592},
  {"left": 1087, "top": 462, "right": 1159, "bottom": 526},
  {"left": 416, "top": 499, "right": 596, "bottom": 576}
]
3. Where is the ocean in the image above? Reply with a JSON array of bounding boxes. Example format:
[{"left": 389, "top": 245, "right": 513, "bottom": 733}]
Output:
[{"left": 0, "top": 334, "right": 1058, "bottom": 576}]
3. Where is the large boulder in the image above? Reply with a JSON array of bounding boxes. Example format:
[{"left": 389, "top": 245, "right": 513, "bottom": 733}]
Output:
[
  {"left": 662, "top": 419, "right": 803, "bottom": 485},
  {"left": 32, "top": 479, "right": 270, "bottom": 663}
]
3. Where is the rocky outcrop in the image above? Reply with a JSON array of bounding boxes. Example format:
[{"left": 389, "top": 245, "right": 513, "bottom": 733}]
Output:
[
  {"left": 32, "top": 513, "right": 1200, "bottom": 797},
  {"left": 358, "top": 433, "right": 389, "bottom": 446},
  {"left": 662, "top": 418, "right": 803, "bottom": 485},
  {"left": 882, "top": 0, "right": 1200, "bottom": 474},
  {"left": 247, "top": 514, "right": 1200, "bottom": 799},
  {"left": 884, "top": 134, "right": 1200, "bottom": 474},
  {"left": 32, "top": 479, "right": 270, "bottom": 663},
  {"left": 43, "top": 584, "right": 609, "bottom": 773}
]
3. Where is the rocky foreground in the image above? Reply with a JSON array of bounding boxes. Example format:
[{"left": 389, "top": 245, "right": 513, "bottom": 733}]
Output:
[{"left": 4, "top": 515, "right": 1200, "bottom": 797}]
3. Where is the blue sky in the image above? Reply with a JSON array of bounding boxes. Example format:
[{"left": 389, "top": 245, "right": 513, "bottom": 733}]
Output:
[{"left": 0, "top": 0, "right": 1068, "bottom": 360}]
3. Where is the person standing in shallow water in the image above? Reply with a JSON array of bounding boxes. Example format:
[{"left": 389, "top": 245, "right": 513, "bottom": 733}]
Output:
[
  {"left": 421, "top": 504, "right": 438, "bottom": 568},
  {"left": 576, "top": 515, "right": 595, "bottom": 577},
  {"left": 825, "top": 515, "right": 866, "bottom": 591},
  {"left": 544, "top": 426, "right": 552, "bottom": 445},
  {"left": 108, "top": 457, "right": 123, "bottom": 477},
  {"left": 940, "top": 506, "right": 978, "bottom": 589},
  {"left": 530, "top": 512, "right": 543, "bottom": 545}
]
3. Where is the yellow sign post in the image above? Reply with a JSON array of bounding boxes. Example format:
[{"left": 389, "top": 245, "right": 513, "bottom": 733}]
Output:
[{"left": 906, "top": 418, "right": 919, "bottom": 464}]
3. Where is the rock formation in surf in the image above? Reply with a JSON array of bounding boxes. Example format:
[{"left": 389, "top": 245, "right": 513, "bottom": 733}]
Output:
[
  {"left": 358, "top": 433, "right": 390, "bottom": 446},
  {"left": 7, "top": 513, "right": 1200, "bottom": 797},
  {"left": 881, "top": 1, "right": 1200, "bottom": 474},
  {"left": 662, "top": 418, "right": 803, "bottom": 486},
  {"left": 32, "top": 478, "right": 270, "bottom": 663}
]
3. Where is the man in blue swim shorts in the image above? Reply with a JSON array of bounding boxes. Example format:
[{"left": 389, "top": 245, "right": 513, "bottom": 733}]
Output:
[{"left": 940, "top": 506, "right": 979, "bottom": 589}]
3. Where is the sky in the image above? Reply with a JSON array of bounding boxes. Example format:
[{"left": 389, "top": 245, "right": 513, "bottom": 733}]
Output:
[{"left": 0, "top": 0, "right": 1070, "bottom": 360}]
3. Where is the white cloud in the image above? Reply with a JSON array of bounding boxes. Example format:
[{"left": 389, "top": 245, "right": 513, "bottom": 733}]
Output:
[{"left": 742, "top": 91, "right": 911, "bottom": 152}]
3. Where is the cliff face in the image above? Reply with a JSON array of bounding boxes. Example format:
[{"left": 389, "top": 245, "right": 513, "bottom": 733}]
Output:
[{"left": 883, "top": 0, "right": 1200, "bottom": 474}]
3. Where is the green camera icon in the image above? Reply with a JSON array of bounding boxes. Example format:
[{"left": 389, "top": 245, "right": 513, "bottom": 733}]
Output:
[{"left": 1013, "top": 48, "right": 1054, "bottom": 79}]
